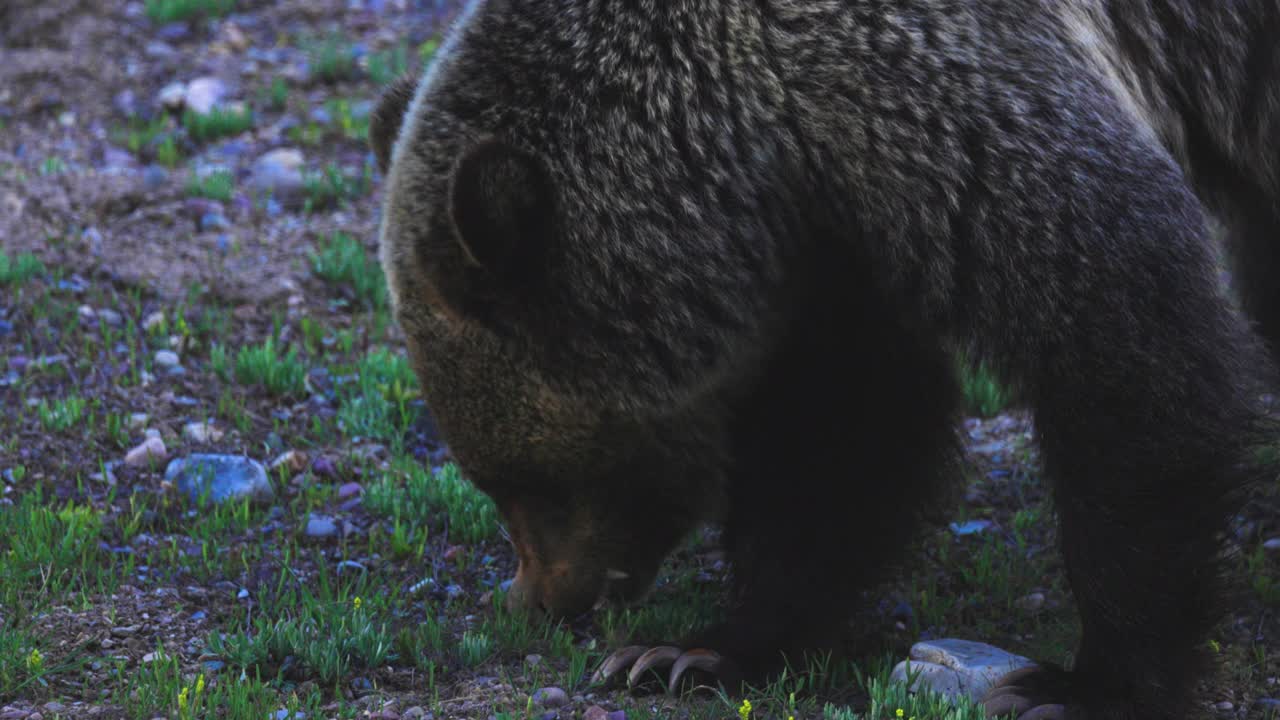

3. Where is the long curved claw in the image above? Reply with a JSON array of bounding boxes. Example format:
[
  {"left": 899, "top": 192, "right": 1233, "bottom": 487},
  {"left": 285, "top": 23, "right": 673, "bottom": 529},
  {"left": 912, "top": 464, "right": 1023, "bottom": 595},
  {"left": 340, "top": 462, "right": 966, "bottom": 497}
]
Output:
[
  {"left": 667, "top": 648, "right": 724, "bottom": 694},
  {"left": 982, "top": 686, "right": 1037, "bottom": 717},
  {"left": 591, "top": 645, "right": 649, "bottom": 686},
  {"left": 627, "top": 646, "right": 683, "bottom": 689}
]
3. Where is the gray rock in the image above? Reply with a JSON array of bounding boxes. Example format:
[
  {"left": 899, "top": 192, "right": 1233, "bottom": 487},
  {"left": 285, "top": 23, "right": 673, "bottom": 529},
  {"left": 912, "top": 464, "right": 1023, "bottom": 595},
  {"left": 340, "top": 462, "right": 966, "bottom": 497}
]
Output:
[
  {"left": 154, "top": 350, "right": 180, "bottom": 367},
  {"left": 158, "top": 82, "right": 186, "bottom": 112},
  {"left": 184, "top": 77, "right": 228, "bottom": 115},
  {"left": 200, "top": 213, "right": 231, "bottom": 232},
  {"left": 249, "top": 148, "right": 305, "bottom": 198},
  {"left": 165, "top": 454, "right": 274, "bottom": 504},
  {"left": 889, "top": 638, "right": 1035, "bottom": 702},
  {"left": 1264, "top": 537, "right": 1280, "bottom": 554},
  {"left": 533, "top": 687, "right": 569, "bottom": 709},
  {"left": 125, "top": 437, "right": 168, "bottom": 467},
  {"left": 305, "top": 513, "right": 338, "bottom": 538}
]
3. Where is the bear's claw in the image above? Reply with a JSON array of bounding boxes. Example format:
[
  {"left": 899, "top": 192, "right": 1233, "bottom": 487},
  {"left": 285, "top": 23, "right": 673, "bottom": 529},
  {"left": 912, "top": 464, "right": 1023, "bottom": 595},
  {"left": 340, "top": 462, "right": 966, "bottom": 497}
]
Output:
[
  {"left": 592, "top": 645, "right": 729, "bottom": 694},
  {"left": 981, "top": 666, "right": 1068, "bottom": 719}
]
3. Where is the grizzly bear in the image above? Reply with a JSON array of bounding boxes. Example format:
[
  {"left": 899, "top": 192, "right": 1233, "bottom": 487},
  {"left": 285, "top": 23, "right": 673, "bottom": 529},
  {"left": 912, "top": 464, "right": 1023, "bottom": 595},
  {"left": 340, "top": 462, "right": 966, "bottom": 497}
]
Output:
[{"left": 369, "top": 2, "right": 1280, "bottom": 718}]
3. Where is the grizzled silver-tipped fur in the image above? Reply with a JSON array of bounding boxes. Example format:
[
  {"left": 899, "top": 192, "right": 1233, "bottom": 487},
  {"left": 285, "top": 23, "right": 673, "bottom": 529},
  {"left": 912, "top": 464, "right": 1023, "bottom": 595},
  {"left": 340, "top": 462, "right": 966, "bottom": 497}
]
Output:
[{"left": 372, "top": 2, "right": 1280, "bottom": 718}]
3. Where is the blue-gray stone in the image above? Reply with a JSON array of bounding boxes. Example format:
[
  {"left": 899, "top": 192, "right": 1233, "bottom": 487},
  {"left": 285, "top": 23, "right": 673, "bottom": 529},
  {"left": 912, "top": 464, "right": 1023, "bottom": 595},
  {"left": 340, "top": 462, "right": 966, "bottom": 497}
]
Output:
[
  {"left": 200, "top": 212, "right": 231, "bottom": 232},
  {"left": 890, "top": 638, "right": 1034, "bottom": 702},
  {"left": 305, "top": 513, "right": 338, "bottom": 538},
  {"left": 165, "top": 453, "right": 274, "bottom": 504},
  {"left": 950, "top": 519, "right": 994, "bottom": 536}
]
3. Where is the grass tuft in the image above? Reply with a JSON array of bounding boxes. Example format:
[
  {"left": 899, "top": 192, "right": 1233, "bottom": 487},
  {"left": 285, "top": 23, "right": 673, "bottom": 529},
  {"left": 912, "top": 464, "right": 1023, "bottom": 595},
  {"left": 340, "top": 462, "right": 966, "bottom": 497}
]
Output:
[
  {"left": 310, "top": 231, "right": 387, "bottom": 310},
  {"left": 0, "top": 250, "right": 45, "bottom": 285},
  {"left": 234, "top": 338, "right": 307, "bottom": 396},
  {"left": 186, "top": 170, "right": 234, "bottom": 201},
  {"left": 144, "top": 0, "right": 235, "bottom": 24},
  {"left": 183, "top": 106, "right": 254, "bottom": 143}
]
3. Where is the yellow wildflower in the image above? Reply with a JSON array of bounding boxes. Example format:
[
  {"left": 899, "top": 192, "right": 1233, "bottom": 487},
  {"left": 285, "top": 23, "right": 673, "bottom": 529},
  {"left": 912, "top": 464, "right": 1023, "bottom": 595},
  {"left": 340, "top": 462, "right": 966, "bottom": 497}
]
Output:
[
  {"left": 738, "top": 698, "right": 752, "bottom": 720},
  {"left": 25, "top": 648, "right": 42, "bottom": 673},
  {"left": 353, "top": 596, "right": 363, "bottom": 610},
  {"left": 195, "top": 673, "right": 206, "bottom": 694},
  {"left": 178, "top": 686, "right": 189, "bottom": 710}
]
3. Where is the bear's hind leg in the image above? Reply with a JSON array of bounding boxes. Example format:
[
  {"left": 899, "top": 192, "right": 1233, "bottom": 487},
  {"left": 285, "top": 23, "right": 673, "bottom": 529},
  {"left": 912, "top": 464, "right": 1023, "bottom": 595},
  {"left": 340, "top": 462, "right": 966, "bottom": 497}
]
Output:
[{"left": 980, "top": 237, "right": 1270, "bottom": 720}]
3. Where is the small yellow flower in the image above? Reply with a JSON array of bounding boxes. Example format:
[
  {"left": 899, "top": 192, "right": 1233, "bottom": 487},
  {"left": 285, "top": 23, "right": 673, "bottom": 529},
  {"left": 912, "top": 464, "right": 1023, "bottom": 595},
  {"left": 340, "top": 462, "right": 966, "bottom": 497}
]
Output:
[
  {"left": 178, "top": 686, "right": 189, "bottom": 710},
  {"left": 195, "top": 673, "right": 205, "bottom": 694},
  {"left": 897, "top": 710, "right": 905, "bottom": 719},
  {"left": 353, "top": 596, "right": 363, "bottom": 611},
  {"left": 25, "top": 648, "right": 42, "bottom": 673},
  {"left": 738, "top": 698, "right": 753, "bottom": 720}
]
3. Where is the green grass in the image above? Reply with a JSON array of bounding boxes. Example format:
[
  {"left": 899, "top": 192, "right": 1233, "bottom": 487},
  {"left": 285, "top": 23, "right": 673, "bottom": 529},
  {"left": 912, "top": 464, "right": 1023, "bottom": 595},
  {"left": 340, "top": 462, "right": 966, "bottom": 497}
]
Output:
[
  {"left": 309, "top": 231, "right": 388, "bottom": 310},
  {"left": 0, "top": 491, "right": 112, "bottom": 618},
  {"left": 183, "top": 106, "right": 254, "bottom": 143},
  {"left": 335, "top": 347, "right": 418, "bottom": 442},
  {"left": 365, "top": 462, "right": 499, "bottom": 544},
  {"left": 0, "top": 628, "right": 45, "bottom": 701},
  {"left": 37, "top": 395, "right": 87, "bottom": 432},
  {"left": 301, "top": 163, "right": 370, "bottom": 211},
  {"left": 185, "top": 170, "right": 234, "bottom": 201},
  {"left": 233, "top": 338, "right": 307, "bottom": 396},
  {"left": 367, "top": 41, "right": 412, "bottom": 87},
  {"left": 203, "top": 564, "right": 396, "bottom": 688},
  {"left": 308, "top": 35, "right": 359, "bottom": 84},
  {"left": 263, "top": 77, "right": 289, "bottom": 112},
  {"left": 144, "top": 0, "right": 235, "bottom": 24},
  {"left": 39, "top": 156, "right": 67, "bottom": 176},
  {"left": 956, "top": 353, "right": 1011, "bottom": 418},
  {"left": 0, "top": 249, "right": 44, "bottom": 285},
  {"left": 324, "top": 97, "right": 371, "bottom": 141}
]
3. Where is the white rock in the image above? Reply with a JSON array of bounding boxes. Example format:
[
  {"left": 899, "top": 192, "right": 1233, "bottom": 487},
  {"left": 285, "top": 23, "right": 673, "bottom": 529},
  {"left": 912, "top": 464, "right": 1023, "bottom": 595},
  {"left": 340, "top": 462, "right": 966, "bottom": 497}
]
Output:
[
  {"left": 184, "top": 77, "right": 228, "bottom": 115},
  {"left": 1263, "top": 537, "right": 1280, "bottom": 554},
  {"left": 128, "top": 413, "right": 150, "bottom": 429},
  {"left": 154, "top": 350, "right": 180, "bottom": 367},
  {"left": 183, "top": 422, "right": 223, "bottom": 444},
  {"left": 143, "top": 311, "right": 166, "bottom": 331},
  {"left": 157, "top": 82, "right": 186, "bottom": 111},
  {"left": 125, "top": 437, "right": 168, "bottom": 467},
  {"left": 889, "top": 638, "right": 1035, "bottom": 702}
]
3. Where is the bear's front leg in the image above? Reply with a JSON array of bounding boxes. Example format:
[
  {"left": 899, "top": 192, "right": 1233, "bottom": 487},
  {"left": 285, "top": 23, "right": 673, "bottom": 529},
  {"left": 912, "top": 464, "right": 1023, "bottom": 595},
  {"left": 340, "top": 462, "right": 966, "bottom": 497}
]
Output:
[{"left": 596, "top": 289, "right": 964, "bottom": 695}]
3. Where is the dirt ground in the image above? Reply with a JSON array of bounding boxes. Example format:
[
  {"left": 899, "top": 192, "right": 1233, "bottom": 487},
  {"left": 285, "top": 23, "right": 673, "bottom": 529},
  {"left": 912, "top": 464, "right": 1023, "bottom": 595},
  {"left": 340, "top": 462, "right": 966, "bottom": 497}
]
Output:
[{"left": 2, "top": 1, "right": 1280, "bottom": 719}]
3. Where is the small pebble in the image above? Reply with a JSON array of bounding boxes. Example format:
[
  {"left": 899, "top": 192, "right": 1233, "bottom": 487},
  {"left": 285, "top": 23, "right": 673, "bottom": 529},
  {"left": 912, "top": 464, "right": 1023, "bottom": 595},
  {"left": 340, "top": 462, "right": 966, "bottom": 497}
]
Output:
[
  {"left": 270, "top": 449, "right": 309, "bottom": 473},
  {"left": 337, "top": 481, "right": 362, "bottom": 499},
  {"left": 1263, "top": 537, "right": 1280, "bottom": 554},
  {"left": 143, "top": 311, "right": 166, "bottom": 331},
  {"left": 1213, "top": 701, "right": 1233, "bottom": 714},
  {"left": 125, "top": 437, "right": 168, "bottom": 467},
  {"left": 154, "top": 350, "right": 180, "bottom": 367},
  {"left": 305, "top": 513, "right": 338, "bottom": 538},
  {"left": 157, "top": 82, "right": 186, "bottom": 111},
  {"left": 183, "top": 422, "right": 222, "bottom": 444}
]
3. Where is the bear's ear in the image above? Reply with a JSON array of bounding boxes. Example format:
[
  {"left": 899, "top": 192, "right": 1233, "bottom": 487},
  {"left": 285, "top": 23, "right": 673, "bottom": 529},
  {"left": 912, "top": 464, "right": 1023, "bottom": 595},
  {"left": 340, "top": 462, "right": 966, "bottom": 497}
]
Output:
[
  {"left": 448, "top": 140, "right": 557, "bottom": 283},
  {"left": 369, "top": 74, "right": 419, "bottom": 173}
]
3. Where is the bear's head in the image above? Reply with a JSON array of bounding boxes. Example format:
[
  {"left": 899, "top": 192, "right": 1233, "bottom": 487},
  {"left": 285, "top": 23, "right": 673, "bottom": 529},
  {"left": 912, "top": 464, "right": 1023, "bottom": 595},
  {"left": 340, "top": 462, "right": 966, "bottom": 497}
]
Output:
[{"left": 369, "top": 3, "right": 787, "bottom": 619}]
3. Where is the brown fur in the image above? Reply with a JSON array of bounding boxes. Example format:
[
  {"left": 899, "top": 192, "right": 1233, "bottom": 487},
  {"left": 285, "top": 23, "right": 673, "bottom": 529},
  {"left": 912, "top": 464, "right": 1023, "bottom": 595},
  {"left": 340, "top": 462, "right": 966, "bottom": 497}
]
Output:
[{"left": 370, "top": 2, "right": 1280, "bottom": 718}]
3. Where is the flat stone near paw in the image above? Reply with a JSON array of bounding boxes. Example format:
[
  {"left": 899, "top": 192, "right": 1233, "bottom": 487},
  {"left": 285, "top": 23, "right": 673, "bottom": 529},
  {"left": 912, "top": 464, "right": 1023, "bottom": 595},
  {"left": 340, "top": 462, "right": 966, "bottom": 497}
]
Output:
[{"left": 889, "top": 638, "right": 1035, "bottom": 702}]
